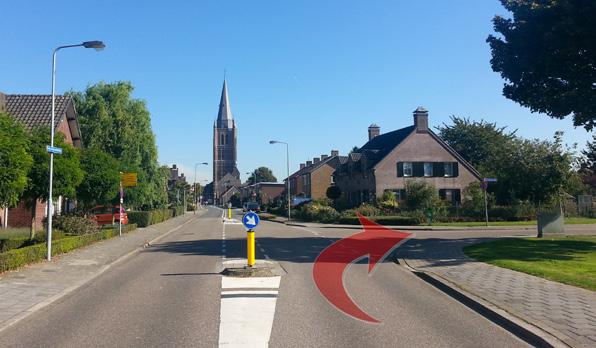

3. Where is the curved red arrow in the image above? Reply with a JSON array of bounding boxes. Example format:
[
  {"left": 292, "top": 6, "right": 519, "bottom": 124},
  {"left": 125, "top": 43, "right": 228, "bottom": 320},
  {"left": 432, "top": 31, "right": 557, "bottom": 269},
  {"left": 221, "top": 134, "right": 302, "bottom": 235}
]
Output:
[{"left": 312, "top": 213, "right": 412, "bottom": 323}]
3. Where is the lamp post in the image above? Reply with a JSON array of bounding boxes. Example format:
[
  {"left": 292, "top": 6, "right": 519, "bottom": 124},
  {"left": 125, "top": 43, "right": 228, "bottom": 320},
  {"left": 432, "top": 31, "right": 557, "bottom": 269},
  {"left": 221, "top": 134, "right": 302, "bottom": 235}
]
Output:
[
  {"left": 47, "top": 41, "right": 105, "bottom": 261},
  {"left": 193, "top": 162, "right": 208, "bottom": 214},
  {"left": 269, "top": 140, "right": 290, "bottom": 221}
]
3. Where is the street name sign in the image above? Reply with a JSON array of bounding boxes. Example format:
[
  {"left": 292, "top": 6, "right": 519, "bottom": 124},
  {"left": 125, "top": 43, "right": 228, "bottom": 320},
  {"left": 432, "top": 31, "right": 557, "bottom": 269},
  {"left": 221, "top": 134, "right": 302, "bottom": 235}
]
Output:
[
  {"left": 46, "top": 145, "right": 63, "bottom": 155},
  {"left": 242, "top": 212, "right": 260, "bottom": 230},
  {"left": 483, "top": 178, "right": 498, "bottom": 182}
]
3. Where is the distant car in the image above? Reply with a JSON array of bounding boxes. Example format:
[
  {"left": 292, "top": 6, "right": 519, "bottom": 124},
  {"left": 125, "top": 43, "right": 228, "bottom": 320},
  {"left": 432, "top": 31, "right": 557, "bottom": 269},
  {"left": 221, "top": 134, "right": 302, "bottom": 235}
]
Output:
[
  {"left": 242, "top": 202, "right": 260, "bottom": 213},
  {"left": 88, "top": 205, "right": 128, "bottom": 225}
]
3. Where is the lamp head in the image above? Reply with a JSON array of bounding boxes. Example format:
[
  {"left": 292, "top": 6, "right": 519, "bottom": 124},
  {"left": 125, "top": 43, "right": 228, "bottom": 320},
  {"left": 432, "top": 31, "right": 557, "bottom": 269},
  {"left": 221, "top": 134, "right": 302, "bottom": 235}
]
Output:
[
  {"left": 269, "top": 140, "right": 278, "bottom": 144},
  {"left": 82, "top": 41, "right": 106, "bottom": 51}
]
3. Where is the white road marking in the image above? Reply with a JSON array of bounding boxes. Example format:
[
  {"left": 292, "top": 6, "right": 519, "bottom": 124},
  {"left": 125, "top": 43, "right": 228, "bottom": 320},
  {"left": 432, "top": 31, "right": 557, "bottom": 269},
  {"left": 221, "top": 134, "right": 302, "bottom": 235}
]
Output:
[{"left": 219, "top": 276, "right": 281, "bottom": 348}]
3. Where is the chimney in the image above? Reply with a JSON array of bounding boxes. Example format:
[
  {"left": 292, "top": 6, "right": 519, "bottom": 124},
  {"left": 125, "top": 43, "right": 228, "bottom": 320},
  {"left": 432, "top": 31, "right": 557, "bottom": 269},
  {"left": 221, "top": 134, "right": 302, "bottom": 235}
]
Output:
[
  {"left": 331, "top": 150, "right": 339, "bottom": 156},
  {"left": 313, "top": 157, "right": 320, "bottom": 164},
  {"left": 321, "top": 154, "right": 329, "bottom": 161},
  {"left": 173, "top": 164, "right": 177, "bottom": 169},
  {"left": 368, "top": 123, "right": 380, "bottom": 140},
  {"left": 0, "top": 92, "right": 5, "bottom": 112},
  {"left": 413, "top": 106, "right": 429, "bottom": 132},
  {"left": 306, "top": 160, "right": 313, "bottom": 166},
  {"left": 300, "top": 163, "right": 306, "bottom": 170}
]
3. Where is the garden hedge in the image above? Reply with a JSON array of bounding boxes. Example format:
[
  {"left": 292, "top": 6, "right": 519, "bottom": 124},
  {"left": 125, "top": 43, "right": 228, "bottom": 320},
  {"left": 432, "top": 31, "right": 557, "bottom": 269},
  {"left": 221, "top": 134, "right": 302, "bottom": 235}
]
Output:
[
  {"left": 337, "top": 215, "right": 420, "bottom": 226},
  {"left": 0, "top": 224, "right": 136, "bottom": 273}
]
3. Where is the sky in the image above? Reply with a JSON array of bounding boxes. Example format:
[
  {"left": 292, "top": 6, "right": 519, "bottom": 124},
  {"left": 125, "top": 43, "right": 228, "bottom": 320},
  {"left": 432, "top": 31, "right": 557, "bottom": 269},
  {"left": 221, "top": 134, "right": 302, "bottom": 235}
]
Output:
[{"left": 1, "top": 0, "right": 593, "bottom": 183}]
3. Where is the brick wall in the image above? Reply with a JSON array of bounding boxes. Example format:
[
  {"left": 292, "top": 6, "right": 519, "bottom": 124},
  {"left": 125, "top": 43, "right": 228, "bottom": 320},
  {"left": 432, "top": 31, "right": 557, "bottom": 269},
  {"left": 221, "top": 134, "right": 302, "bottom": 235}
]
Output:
[
  {"left": 7, "top": 200, "right": 47, "bottom": 230},
  {"left": 310, "top": 163, "right": 336, "bottom": 200}
]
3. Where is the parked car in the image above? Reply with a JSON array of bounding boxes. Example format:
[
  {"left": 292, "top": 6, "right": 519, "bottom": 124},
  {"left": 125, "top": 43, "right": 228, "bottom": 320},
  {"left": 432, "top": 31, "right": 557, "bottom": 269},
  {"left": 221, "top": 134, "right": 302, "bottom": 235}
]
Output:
[
  {"left": 242, "top": 202, "right": 261, "bottom": 213},
  {"left": 88, "top": 205, "right": 128, "bottom": 225}
]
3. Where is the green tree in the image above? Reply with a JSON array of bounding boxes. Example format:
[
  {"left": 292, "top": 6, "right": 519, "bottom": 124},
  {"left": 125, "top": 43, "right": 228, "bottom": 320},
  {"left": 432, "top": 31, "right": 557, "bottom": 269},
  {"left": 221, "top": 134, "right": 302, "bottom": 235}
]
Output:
[
  {"left": 578, "top": 135, "right": 596, "bottom": 194},
  {"left": 246, "top": 167, "right": 277, "bottom": 185},
  {"left": 0, "top": 113, "right": 32, "bottom": 214},
  {"left": 71, "top": 82, "right": 165, "bottom": 209},
  {"left": 326, "top": 186, "right": 341, "bottom": 200},
  {"left": 24, "top": 128, "right": 83, "bottom": 238},
  {"left": 229, "top": 194, "right": 241, "bottom": 208},
  {"left": 487, "top": 0, "right": 596, "bottom": 130},
  {"left": 404, "top": 180, "right": 443, "bottom": 213},
  {"left": 77, "top": 148, "right": 120, "bottom": 209}
]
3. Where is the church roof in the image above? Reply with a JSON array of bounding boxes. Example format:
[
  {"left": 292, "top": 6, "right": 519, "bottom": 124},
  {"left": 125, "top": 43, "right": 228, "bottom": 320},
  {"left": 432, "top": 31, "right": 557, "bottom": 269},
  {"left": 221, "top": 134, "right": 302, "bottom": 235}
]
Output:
[{"left": 216, "top": 79, "right": 234, "bottom": 128}]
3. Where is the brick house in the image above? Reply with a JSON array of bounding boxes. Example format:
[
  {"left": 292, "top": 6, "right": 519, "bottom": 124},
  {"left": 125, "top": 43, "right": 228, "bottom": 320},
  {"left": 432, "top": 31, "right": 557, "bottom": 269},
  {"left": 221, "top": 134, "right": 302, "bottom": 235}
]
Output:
[
  {"left": 0, "top": 93, "right": 83, "bottom": 229},
  {"left": 334, "top": 107, "right": 481, "bottom": 207},
  {"left": 240, "top": 182, "right": 285, "bottom": 205},
  {"left": 287, "top": 150, "right": 344, "bottom": 201}
]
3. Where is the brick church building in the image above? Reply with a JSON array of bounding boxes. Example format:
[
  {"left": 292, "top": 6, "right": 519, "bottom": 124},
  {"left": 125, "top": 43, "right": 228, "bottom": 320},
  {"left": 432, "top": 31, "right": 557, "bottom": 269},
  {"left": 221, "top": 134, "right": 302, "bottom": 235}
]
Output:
[{"left": 209, "top": 80, "right": 241, "bottom": 205}]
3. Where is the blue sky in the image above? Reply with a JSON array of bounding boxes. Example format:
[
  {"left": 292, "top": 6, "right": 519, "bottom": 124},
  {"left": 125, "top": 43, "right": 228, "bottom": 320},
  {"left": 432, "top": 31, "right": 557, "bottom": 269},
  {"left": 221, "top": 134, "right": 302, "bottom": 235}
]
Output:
[{"left": 1, "top": 0, "right": 592, "bottom": 183}]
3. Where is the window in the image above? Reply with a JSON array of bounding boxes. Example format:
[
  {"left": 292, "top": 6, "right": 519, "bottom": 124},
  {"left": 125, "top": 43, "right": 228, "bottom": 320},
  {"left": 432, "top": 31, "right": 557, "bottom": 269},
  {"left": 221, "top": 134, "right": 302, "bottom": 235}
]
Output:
[
  {"left": 444, "top": 163, "right": 454, "bottom": 177},
  {"left": 394, "top": 189, "right": 407, "bottom": 201},
  {"left": 424, "top": 163, "right": 433, "bottom": 177},
  {"left": 403, "top": 162, "right": 413, "bottom": 177}
]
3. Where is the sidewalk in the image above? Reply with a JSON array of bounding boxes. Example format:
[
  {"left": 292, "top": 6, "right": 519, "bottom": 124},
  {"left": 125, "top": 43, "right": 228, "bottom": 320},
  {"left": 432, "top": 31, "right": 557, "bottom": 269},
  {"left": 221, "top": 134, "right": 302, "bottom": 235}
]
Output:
[
  {"left": 398, "top": 237, "right": 596, "bottom": 348},
  {"left": 0, "top": 212, "right": 199, "bottom": 333}
]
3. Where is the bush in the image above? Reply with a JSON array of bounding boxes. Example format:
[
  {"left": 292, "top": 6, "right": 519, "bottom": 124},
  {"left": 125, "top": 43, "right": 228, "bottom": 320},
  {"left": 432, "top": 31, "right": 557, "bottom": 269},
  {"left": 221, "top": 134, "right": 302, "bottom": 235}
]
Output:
[
  {"left": 0, "top": 238, "right": 33, "bottom": 253},
  {"left": 0, "top": 224, "right": 136, "bottom": 273},
  {"left": 128, "top": 211, "right": 151, "bottom": 227},
  {"left": 299, "top": 202, "right": 340, "bottom": 223},
  {"left": 52, "top": 215, "right": 101, "bottom": 236},
  {"left": 336, "top": 215, "right": 421, "bottom": 225},
  {"left": 342, "top": 204, "right": 381, "bottom": 217},
  {"left": 171, "top": 205, "right": 185, "bottom": 217}
]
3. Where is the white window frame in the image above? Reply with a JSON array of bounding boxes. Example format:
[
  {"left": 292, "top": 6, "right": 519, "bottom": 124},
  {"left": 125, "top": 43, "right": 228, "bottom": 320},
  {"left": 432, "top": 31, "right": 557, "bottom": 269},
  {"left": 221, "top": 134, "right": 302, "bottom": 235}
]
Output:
[
  {"left": 424, "top": 162, "right": 433, "bottom": 177},
  {"left": 403, "top": 162, "right": 413, "bottom": 177},
  {"left": 444, "top": 162, "right": 454, "bottom": 177}
]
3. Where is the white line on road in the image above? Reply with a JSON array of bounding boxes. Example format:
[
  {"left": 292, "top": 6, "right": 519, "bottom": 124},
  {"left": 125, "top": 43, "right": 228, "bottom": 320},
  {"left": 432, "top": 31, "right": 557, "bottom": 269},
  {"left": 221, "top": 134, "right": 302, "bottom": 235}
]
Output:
[{"left": 219, "top": 276, "right": 281, "bottom": 348}]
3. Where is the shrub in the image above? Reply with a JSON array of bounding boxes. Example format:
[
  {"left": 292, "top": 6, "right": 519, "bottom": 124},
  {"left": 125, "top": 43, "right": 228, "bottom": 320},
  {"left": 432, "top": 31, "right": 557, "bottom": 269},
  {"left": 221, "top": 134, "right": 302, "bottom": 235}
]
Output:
[
  {"left": 0, "top": 238, "right": 33, "bottom": 253},
  {"left": 336, "top": 215, "right": 421, "bottom": 225},
  {"left": 0, "top": 224, "right": 136, "bottom": 273},
  {"left": 128, "top": 211, "right": 151, "bottom": 227},
  {"left": 52, "top": 215, "right": 101, "bottom": 236},
  {"left": 300, "top": 202, "right": 340, "bottom": 223},
  {"left": 171, "top": 205, "right": 185, "bottom": 217},
  {"left": 342, "top": 204, "right": 381, "bottom": 217}
]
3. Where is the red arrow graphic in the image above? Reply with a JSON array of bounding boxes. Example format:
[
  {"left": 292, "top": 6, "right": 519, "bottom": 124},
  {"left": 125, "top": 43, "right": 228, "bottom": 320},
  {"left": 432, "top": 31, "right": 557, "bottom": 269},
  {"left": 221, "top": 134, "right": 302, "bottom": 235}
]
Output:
[{"left": 312, "top": 213, "right": 412, "bottom": 323}]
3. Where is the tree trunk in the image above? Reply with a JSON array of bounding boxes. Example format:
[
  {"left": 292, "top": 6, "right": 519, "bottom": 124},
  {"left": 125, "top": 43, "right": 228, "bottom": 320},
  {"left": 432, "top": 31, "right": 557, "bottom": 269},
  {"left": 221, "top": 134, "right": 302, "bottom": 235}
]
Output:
[{"left": 29, "top": 200, "right": 36, "bottom": 240}]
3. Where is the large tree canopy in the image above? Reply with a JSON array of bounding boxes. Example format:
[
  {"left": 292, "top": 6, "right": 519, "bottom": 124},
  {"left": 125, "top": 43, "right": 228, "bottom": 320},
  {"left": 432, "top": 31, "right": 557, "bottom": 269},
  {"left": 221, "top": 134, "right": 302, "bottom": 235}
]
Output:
[
  {"left": 246, "top": 167, "right": 277, "bottom": 185},
  {"left": 71, "top": 82, "right": 167, "bottom": 209},
  {"left": 437, "top": 117, "right": 580, "bottom": 204},
  {"left": 77, "top": 148, "right": 120, "bottom": 209},
  {"left": 487, "top": 0, "right": 596, "bottom": 130},
  {"left": 0, "top": 112, "right": 32, "bottom": 208}
]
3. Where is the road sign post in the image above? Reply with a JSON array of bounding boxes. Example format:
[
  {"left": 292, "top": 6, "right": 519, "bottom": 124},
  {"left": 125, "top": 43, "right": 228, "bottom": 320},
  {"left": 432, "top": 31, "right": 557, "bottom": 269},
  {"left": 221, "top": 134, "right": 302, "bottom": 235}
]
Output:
[{"left": 242, "top": 212, "right": 260, "bottom": 267}]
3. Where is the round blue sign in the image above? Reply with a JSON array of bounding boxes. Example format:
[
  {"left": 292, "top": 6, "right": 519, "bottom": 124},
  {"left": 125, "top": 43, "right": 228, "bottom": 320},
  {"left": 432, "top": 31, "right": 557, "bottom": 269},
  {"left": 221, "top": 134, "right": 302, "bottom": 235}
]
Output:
[{"left": 242, "top": 212, "right": 260, "bottom": 230}]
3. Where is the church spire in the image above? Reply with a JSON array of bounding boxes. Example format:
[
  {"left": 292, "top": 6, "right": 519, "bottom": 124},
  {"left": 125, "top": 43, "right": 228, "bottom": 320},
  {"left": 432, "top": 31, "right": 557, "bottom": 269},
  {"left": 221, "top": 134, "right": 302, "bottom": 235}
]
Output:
[{"left": 217, "top": 79, "right": 234, "bottom": 128}]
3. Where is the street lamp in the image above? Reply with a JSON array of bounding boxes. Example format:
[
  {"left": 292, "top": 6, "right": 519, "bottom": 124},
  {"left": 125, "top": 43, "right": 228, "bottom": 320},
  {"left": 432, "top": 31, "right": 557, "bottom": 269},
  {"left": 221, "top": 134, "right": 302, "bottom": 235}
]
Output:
[
  {"left": 193, "top": 162, "right": 208, "bottom": 214},
  {"left": 47, "top": 41, "right": 105, "bottom": 261},
  {"left": 269, "top": 140, "right": 290, "bottom": 221}
]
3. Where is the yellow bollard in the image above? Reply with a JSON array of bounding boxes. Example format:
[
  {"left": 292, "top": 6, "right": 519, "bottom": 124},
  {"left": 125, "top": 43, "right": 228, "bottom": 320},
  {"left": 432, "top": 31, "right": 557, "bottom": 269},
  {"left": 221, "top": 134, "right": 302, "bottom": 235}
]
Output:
[
  {"left": 247, "top": 230, "right": 255, "bottom": 267},
  {"left": 228, "top": 207, "right": 232, "bottom": 219}
]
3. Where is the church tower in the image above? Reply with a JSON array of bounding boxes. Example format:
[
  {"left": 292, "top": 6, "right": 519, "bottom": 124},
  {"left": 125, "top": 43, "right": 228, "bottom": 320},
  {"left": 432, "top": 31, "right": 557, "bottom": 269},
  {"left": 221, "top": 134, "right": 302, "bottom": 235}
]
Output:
[{"left": 213, "top": 79, "right": 240, "bottom": 203}]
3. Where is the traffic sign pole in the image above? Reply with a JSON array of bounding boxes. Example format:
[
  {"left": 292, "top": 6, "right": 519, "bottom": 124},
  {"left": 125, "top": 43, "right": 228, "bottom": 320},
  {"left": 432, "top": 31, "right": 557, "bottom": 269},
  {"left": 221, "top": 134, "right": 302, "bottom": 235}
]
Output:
[{"left": 247, "top": 230, "right": 255, "bottom": 267}]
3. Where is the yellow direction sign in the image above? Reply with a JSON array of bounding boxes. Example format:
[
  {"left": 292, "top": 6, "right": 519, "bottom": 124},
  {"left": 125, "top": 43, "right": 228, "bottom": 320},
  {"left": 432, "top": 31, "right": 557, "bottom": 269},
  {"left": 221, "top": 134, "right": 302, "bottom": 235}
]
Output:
[{"left": 121, "top": 172, "right": 137, "bottom": 187}]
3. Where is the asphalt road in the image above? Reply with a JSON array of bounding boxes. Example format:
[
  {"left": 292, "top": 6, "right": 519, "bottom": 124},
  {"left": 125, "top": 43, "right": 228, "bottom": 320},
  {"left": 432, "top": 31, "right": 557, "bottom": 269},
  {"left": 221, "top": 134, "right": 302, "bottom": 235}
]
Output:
[{"left": 0, "top": 206, "right": 530, "bottom": 347}]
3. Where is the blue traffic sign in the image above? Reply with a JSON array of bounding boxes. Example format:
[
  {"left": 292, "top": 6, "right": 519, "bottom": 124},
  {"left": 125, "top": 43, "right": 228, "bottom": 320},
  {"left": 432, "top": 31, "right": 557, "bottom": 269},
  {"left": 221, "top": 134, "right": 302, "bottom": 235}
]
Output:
[
  {"left": 483, "top": 178, "right": 498, "bottom": 183},
  {"left": 46, "top": 145, "right": 63, "bottom": 155},
  {"left": 242, "top": 212, "right": 260, "bottom": 230}
]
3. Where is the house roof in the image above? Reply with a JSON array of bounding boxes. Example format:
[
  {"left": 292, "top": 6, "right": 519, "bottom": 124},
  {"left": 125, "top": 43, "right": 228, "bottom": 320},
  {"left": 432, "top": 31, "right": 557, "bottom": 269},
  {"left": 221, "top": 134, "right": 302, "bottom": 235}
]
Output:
[
  {"left": 4, "top": 94, "right": 82, "bottom": 148},
  {"left": 5, "top": 94, "right": 72, "bottom": 129},
  {"left": 288, "top": 154, "right": 341, "bottom": 180},
  {"left": 357, "top": 125, "right": 416, "bottom": 167}
]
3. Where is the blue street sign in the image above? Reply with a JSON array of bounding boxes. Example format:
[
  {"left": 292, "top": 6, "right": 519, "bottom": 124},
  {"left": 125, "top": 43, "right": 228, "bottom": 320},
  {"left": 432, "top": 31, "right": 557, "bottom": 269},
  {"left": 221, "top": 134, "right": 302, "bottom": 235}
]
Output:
[
  {"left": 483, "top": 178, "right": 498, "bottom": 183},
  {"left": 46, "top": 145, "right": 63, "bottom": 155},
  {"left": 242, "top": 212, "right": 260, "bottom": 230}
]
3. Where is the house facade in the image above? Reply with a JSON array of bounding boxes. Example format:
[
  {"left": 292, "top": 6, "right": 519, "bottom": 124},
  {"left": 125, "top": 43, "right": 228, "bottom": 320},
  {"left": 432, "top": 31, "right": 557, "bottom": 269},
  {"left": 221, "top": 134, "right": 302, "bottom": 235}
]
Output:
[
  {"left": 334, "top": 107, "right": 481, "bottom": 207},
  {"left": 287, "top": 150, "right": 343, "bottom": 201},
  {"left": 0, "top": 92, "right": 83, "bottom": 229},
  {"left": 240, "top": 182, "right": 285, "bottom": 205}
]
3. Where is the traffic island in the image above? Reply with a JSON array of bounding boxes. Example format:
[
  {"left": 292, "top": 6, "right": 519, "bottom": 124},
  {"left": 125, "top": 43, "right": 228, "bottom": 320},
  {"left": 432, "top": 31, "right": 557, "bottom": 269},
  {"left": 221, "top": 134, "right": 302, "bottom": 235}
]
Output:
[{"left": 220, "top": 259, "right": 285, "bottom": 278}]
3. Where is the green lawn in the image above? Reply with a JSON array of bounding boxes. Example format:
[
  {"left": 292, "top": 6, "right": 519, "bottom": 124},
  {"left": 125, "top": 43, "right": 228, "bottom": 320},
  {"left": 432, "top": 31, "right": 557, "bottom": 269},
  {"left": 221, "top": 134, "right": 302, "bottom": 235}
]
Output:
[
  {"left": 435, "top": 217, "right": 596, "bottom": 227},
  {"left": 0, "top": 228, "right": 30, "bottom": 239},
  {"left": 464, "top": 235, "right": 596, "bottom": 291}
]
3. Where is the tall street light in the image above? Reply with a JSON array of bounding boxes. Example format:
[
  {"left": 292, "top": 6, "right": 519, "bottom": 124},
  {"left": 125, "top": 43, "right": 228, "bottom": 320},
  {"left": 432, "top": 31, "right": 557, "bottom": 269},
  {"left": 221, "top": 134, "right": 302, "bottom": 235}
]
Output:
[
  {"left": 47, "top": 41, "right": 105, "bottom": 261},
  {"left": 269, "top": 140, "right": 290, "bottom": 221},
  {"left": 193, "top": 162, "right": 208, "bottom": 214}
]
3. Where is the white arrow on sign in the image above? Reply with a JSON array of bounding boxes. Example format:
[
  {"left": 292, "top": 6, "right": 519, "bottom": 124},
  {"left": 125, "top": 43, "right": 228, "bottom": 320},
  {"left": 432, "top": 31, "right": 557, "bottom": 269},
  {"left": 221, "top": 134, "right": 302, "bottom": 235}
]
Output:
[{"left": 245, "top": 215, "right": 256, "bottom": 226}]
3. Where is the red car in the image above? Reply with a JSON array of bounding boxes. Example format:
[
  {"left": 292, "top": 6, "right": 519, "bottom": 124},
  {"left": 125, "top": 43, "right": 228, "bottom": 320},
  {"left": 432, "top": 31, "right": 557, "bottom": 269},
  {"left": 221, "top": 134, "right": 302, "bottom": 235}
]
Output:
[{"left": 88, "top": 205, "right": 128, "bottom": 225}]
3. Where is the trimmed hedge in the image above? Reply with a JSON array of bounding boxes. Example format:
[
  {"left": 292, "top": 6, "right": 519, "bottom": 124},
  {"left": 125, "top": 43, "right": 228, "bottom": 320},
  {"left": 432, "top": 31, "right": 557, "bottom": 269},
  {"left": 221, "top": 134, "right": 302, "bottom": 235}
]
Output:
[
  {"left": 128, "top": 207, "right": 182, "bottom": 227},
  {"left": 337, "top": 215, "right": 420, "bottom": 226},
  {"left": 128, "top": 211, "right": 151, "bottom": 227},
  {"left": 0, "top": 224, "right": 137, "bottom": 273}
]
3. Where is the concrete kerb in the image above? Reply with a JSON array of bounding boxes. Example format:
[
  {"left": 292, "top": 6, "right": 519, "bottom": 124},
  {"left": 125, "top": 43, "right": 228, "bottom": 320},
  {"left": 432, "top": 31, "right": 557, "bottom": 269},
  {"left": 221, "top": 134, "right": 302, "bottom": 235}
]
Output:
[
  {"left": 397, "top": 257, "right": 570, "bottom": 348},
  {"left": 0, "top": 212, "right": 201, "bottom": 334}
]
